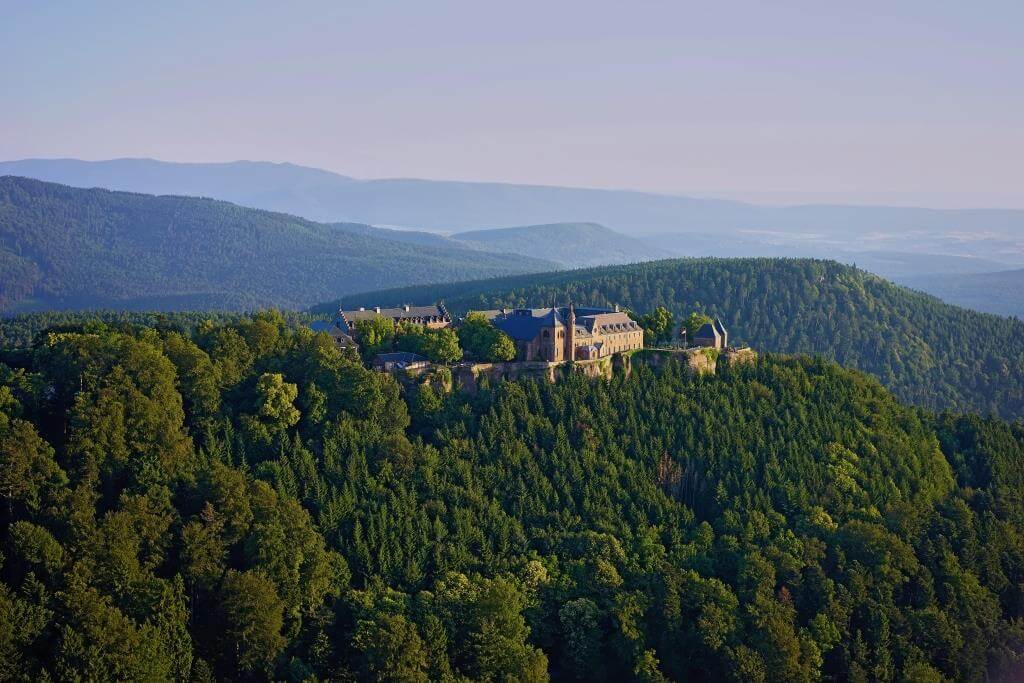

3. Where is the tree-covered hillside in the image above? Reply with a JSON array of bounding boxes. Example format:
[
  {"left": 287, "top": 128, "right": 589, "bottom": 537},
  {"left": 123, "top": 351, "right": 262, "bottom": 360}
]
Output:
[
  {"left": 0, "top": 309, "right": 318, "bottom": 349},
  {"left": 2, "top": 313, "right": 1024, "bottom": 680},
  {"left": 319, "top": 258, "right": 1024, "bottom": 420},
  {"left": 0, "top": 176, "right": 555, "bottom": 312}
]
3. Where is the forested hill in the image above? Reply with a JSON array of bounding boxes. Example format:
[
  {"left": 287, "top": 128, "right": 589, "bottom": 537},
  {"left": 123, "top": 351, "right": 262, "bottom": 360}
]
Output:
[
  {"left": 0, "top": 176, "right": 555, "bottom": 313},
  {"left": 3, "top": 312, "right": 1024, "bottom": 679},
  {"left": 318, "top": 258, "right": 1024, "bottom": 420}
]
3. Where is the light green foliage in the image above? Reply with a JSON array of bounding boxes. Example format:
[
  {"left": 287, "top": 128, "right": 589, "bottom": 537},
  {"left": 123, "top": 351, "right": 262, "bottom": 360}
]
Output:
[
  {"left": 422, "top": 327, "right": 462, "bottom": 363},
  {"left": 683, "top": 311, "right": 713, "bottom": 341},
  {"left": 355, "top": 316, "right": 396, "bottom": 358},
  {"left": 255, "top": 372, "right": 301, "bottom": 429},
  {"left": 637, "top": 306, "right": 675, "bottom": 345},
  {"left": 395, "top": 322, "right": 463, "bottom": 363},
  {"left": 0, "top": 409, "right": 66, "bottom": 512},
  {"left": 458, "top": 312, "right": 516, "bottom": 362}
]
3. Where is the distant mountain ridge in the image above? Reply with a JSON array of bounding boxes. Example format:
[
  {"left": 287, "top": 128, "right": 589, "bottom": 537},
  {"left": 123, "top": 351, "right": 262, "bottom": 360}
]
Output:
[
  {"left": 451, "top": 222, "right": 666, "bottom": 267},
  {"left": 6, "top": 158, "right": 1024, "bottom": 239},
  {"left": 9, "top": 158, "right": 1024, "bottom": 316},
  {"left": 900, "top": 268, "right": 1024, "bottom": 318},
  {"left": 0, "top": 176, "right": 556, "bottom": 312}
]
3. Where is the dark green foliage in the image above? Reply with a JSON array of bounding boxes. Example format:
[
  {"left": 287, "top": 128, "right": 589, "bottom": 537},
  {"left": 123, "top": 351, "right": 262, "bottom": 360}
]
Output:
[
  {"left": 0, "top": 308, "right": 313, "bottom": 349},
  {"left": 321, "top": 258, "right": 1024, "bottom": 419},
  {"left": 3, "top": 311, "right": 1024, "bottom": 680},
  {"left": 0, "top": 176, "right": 554, "bottom": 312}
]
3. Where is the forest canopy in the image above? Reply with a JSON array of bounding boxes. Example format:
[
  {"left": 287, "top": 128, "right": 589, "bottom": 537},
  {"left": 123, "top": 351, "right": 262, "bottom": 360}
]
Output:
[{"left": 2, "top": 311, "right": 1024, "bottom": 680}]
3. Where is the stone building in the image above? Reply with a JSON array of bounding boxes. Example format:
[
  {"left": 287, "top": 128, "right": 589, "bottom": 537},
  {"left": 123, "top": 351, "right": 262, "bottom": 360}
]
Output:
[
  {"left": 339, "top": 303, "right": 451, "bottom": 334},
  {"left": 479, "top": 303, "right": 644, "bottom": 362},
  {"left": 693, "top": 319, "right": 729, "bottom": 350},
  {"left": 372, "top": 351, "right": 430, "bottom": 372}
]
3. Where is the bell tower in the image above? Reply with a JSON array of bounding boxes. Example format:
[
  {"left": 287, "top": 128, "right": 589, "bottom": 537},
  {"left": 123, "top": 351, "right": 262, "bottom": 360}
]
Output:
[{"left": 566, "top": 301, "right": 576, "bottom": 361}]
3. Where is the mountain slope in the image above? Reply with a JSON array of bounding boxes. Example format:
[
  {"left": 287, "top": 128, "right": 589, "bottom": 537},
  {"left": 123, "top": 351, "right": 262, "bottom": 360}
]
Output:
[
  {"left": 4, "top": 313, "right": 1024, "bottom": 680},
  {"left": 451, "top": 222, "right": 667, "bottom": 267},
  {"left": 0, "top": 176, "right": 556, "bottom": 312},
  {"left": 899, "top": 268, "right": 1024, "bottom": 318},
  {"left": 316, "top": 258, "right": 1024, "bottom": 419},
  {"left": 6, "top": 158, "right": 1024, "bottom": 239}
]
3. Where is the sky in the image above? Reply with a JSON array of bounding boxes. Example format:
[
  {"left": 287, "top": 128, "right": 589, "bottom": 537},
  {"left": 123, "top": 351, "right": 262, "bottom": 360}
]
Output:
[{"left": 2, "top": 0, "right": 1023, "bottom": 207}]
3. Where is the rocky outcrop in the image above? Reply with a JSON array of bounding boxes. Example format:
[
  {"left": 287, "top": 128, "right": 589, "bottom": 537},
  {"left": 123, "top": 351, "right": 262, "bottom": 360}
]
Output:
[{"left": 427, "top": 347, "right": 756, "bottom": 394}]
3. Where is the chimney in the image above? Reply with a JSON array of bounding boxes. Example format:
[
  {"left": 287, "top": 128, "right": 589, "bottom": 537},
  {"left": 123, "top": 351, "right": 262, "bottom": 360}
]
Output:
[
  {"left": 403, "top": 304, "right": 410, "bottom": 312},
  {"left": 614, "top": 303, "right": 620, "bottom": 312},
  {"left": 358, "top": 307, "right": 365, "bottom": 312},
  {"left": 374, "top": 306, "right": 380, "bottom": 314}
]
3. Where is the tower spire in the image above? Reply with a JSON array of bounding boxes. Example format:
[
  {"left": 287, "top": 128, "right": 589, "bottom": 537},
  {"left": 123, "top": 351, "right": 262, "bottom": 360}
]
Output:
[{"left": 566, "top": 299, "right": 576, "bottom": 361}]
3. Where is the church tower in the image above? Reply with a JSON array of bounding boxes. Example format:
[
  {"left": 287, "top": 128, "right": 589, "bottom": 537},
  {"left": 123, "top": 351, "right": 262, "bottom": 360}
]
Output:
[{"left": 566, "top": 301, "right": 576, "bottom": 361}]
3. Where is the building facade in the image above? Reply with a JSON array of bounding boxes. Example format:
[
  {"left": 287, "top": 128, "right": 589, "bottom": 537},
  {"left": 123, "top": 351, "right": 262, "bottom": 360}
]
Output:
[
  {"left": 693, "top": 319, "right": 729, "bottom": 350},
  {"left": 337, "top": 303, "right": 452, "bottom": 338},
  {"left": 372, "top": 351, "right": 430, "bottom": 372},
  {"left": 481, "top": 303, "right": 643, "bottom": 362}
]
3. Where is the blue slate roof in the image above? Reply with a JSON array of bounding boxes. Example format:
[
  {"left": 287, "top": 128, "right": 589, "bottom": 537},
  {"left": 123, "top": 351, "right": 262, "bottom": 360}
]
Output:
[
  {"left": 310, "top": 318, "right": 352, "bottom": 336},
  {"left": 694, "top": 322, "right": 720, "bottom": 339},
  {"left": 491, "top": 307, "right": 564, "bottom": 341}
]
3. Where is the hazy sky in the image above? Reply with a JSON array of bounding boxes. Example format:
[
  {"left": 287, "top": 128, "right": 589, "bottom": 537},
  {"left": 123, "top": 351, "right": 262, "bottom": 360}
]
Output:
[{"left": 2, "top": 1, "right": 1022, "bottom": 207}]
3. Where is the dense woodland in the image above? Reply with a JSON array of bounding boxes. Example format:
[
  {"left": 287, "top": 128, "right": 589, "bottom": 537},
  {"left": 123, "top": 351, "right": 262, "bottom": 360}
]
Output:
[
  {"left": 0, "top": 310, "right": 315, "bottom": 349},
  {"left": 0, "top": 176, "right": 553, "bottom": 312},
  {"left": 3, "top": 312, "right": 1024, "bottom": 680},
  {"left": 323, "top": 258, "right": 1024, "bottom": 421}
]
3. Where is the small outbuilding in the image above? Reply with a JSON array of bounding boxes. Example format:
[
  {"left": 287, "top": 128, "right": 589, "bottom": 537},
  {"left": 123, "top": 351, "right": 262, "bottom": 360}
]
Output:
[
  {"left": 693, "top": 319, "right": 729, "bottom": 350},
  {"left": 372, "top": 351, "right": 430, "bottom": 372}
]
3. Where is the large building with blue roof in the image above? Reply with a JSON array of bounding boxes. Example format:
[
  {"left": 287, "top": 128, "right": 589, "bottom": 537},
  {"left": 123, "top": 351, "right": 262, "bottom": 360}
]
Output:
[{"left": 479, "top": 303, "right": 643, "bottom": 362}]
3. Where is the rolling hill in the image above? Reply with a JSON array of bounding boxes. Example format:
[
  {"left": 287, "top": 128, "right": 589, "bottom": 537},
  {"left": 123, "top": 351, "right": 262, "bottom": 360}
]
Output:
[
  {"left": 451, "top": 222, "right": 666, "bottom": 267},
  {"left": 3, "top": 312, "right": 1024, "bottom": 680},
  {"left": 0, "top": 176, "right": 556, "bottom": 312},
  {"left": 316, "top": 258, "right": 1024, "bottom": 420},
  {"left": 9, "top": 158, "right": 1024, "bottom": 289}
]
